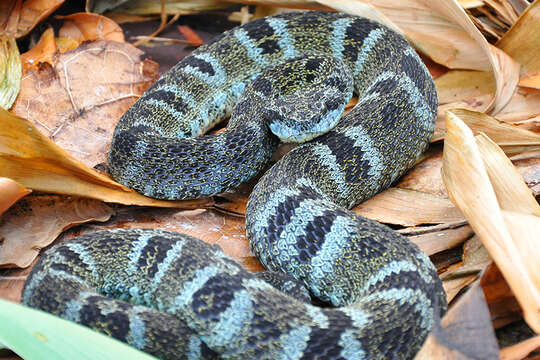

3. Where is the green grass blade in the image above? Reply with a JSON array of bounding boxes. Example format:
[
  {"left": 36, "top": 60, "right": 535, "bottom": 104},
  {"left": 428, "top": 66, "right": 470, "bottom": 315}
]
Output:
[{"left": 0, "top": 299, "right": 156, "bottom": 360}]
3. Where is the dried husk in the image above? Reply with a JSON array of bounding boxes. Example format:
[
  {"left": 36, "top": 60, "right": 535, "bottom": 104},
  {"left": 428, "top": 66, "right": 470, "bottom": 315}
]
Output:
[{"left": 442, "top": 109, "right": 540, "bottom": 333}]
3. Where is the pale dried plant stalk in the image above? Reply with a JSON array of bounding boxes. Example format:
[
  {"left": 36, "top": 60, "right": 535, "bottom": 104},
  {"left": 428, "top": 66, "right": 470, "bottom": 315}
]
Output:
[{"left": 442, "top": 110, "right": 540, "bottom": 332}]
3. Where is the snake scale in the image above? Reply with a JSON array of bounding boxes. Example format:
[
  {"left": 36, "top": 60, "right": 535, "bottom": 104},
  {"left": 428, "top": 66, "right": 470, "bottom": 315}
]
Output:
[{"left": 22, "top": 11, "right": 447, "bottom": 360}]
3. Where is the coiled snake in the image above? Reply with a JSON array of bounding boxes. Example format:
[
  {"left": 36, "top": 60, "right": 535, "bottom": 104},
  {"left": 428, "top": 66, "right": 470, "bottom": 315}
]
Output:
[{"left": 22, "top": 11, "right": 447, "bottom": 360}]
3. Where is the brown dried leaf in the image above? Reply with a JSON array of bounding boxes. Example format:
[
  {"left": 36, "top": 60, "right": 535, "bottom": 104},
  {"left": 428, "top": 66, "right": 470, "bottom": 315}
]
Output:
[
  {"left": 0, "top": 178, "right": 31, "bottom": 215},
  {"left": 443, "top": 274, "right": 478, "bottom": 304},
  {"left": 353, "top": 188, "right": 464, "bottom": 227},
  {"left": 0, "top": 108, "right": 212, "bottom": 208},
  {"left": 497, "top": 0, "right": 540, "bottom": 89},
  {"left": 0, "top": 0, "right": 65, "bottom": 38},
  {"left": 449, "top": 108, "right": 540, "bottom": 155},
  {"left": 439, "top": 235, "right": 491, "bottom": 302},
  {"left": 11, "top": 40, "right": 157, "bottom": 168},
  {"left": 513, "top": 154, "right": 540, "bottom": 197},
  {"left": 177, "top": 25, "right": 203, "bottom": 47},
  {"left": 409, "top": 225, "right": 473, "bottom": 256},
  {"left": 0, "top": 269, "right": 28, "bottom": 303},
  {"left": 415, "top": 282, "right": 499, "bottom": 359},
  {"left": 58, "top": 13, "right": 125, "bottom": 43},
  {"left": 0, "top": 195, "right": 114, "bottom": 268},
  {"left": 442, "top": 110, "right": 540, "bottom": 332},
  {"left": 459, "top": 0, "right": 485, "bottom": 8},
  {"left": 397, "top": 148, "right": 447, "bottom": 198},
  {"left": 500, "top": 335, "right": 540, "bottom": 360},
  {"left": 481, "top": 262, "right": 523, "bottom": 329},
  {"left": 19, "top": 26, "right": 56, "bottom": 71},
  {"left": 495, "top": 87, "right": 540, "bottom": 130}
]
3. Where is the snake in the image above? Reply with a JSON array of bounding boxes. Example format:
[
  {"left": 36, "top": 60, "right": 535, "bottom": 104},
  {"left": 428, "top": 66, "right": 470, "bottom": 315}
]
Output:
[{"left": 22, "top": 10, "right": 447, "bottom": 360}]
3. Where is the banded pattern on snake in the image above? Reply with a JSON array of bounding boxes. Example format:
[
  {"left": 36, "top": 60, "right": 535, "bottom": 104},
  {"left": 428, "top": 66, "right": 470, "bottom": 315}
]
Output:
[{"left": 22, "top": 11, "right": 447, "bottom": 360}]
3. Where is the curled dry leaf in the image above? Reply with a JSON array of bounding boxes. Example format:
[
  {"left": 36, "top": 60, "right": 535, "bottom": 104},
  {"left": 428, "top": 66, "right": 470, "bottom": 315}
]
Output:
[
  {"left": 442, "top": 110, "right": 540, "bottom": 332},
  {"left": 58, "top": 13, "right": 125, "bottom": 43},
  {"left": 459, "top": 0, "right": 485, "bottom": 9},
  {"left": 0, "top": 177, "right": 31, "bottom": 215},
  {"left": 0, "top": 36, "right": 21, "bottom": 110},
  {"left": 0, "top": 108, "right": 212, "bottom": 208},
  {"left": 19, "top": 26, "right": 56, "bottom": 71},
  {"left": 353, "top": 188, "right": 465, "bottom": 227},
  {"left": 415, "top": 282, "right": 499, "bottom": 359},
  {"left": 0, "top": 0, "right": 65, "bottom": 38},
  {"left": 497, "top": 0, "right": 540, "bottom": 89},
  {"left": 447, "top": 108, "right": 540, "bottom": 155},
  {"left": 0, "top": 195, "right": 114, "bottom": 268},
  {"left": 495, "top": 87, "right": 540, "bottom": 132},
  {"left": 11, "top": 40, "right": 157, "bottom": 168}
]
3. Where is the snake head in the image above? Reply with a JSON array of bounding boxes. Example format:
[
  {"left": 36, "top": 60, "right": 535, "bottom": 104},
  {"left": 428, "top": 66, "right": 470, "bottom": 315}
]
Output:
[{"left": 247, "top": 55, "right": 354, "bottom": 143}]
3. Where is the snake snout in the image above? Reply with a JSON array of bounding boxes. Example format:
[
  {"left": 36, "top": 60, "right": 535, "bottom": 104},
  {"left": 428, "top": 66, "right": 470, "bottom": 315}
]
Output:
[{"left": 254, "top": 55, "right": 353, "bottom": 143}]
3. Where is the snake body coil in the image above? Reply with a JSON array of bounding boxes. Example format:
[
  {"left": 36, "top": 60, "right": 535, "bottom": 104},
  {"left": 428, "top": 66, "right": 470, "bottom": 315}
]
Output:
[{"left": 23, "top": 11, "right": 446, "bottom": 359}]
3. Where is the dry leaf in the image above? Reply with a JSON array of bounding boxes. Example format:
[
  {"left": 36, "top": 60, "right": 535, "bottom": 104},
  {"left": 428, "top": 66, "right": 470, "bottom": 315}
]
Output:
[
  {"left": 0, "top": 108, "right": 212, "bottom": 208},
  {"left": 495, "top": 87, "right": 540, "bottom": 130},
  {"left": 0, "top": 177, "right": 31, "bottom": 215},
  {"left": 177, "top": 25, "right": 203, "bottom": 46},
  {"left": 497, "top": 0, "right": 540, "bottom": 89},
  {"left": 415, "top": 282, "right": 499, "bottom": 359},
  {"left": 0, "top": 195, "right": 114, "bottom": 268},
  {"left": 442, "top": 109, "right": 540, "bottom": 332},
  {"left": 0, "top": 0, "right": 65, "bottom": 38},
  {"left": 459, "top": 0, "right": 485, "bottom": 9},
  {"left": 409, "top": 225, "right": 473, "bottom": 256},
  {"left": 514, "top": 154, "right": 540, "bottom": 196},
  {"left": 500, "top": 335, "right": 540, "bottom": 360},
  {"left": 397, "top": 148, "right": 447, "bottom": 198},
  {"left": 353, "top": 188, "right": 465, "bottom": 227},
  {"left": 58, "top": 13, "right": 125, "bottom": 43},
  {"left": 0, "top": 36, "right": 21, "bottom": 109},
  {"left": 11, "top": 40, "right": 157, "bottom": 168},
  {"left": 481, "top": 262, "right": 523, "bottom": 329},
  {"left": 19, "top": 26, "right": 56, "bottom": 71},
  {"left": 443, "top": 275, "right": 478, "bottom": 304},
  {"left": 448, "top": 108, "right": 540, "bottom": 155},
  {"left": 439, "top": 235, "right": 491, "bottom": 302},
  {"left": 0, "top": 269, "right": 28, "bottom": 303}
]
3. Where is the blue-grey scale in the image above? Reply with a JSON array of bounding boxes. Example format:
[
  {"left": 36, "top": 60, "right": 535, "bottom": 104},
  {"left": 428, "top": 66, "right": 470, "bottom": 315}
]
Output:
[{"left": 22, "top": 11, "right": 447, "bottom": 360}]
